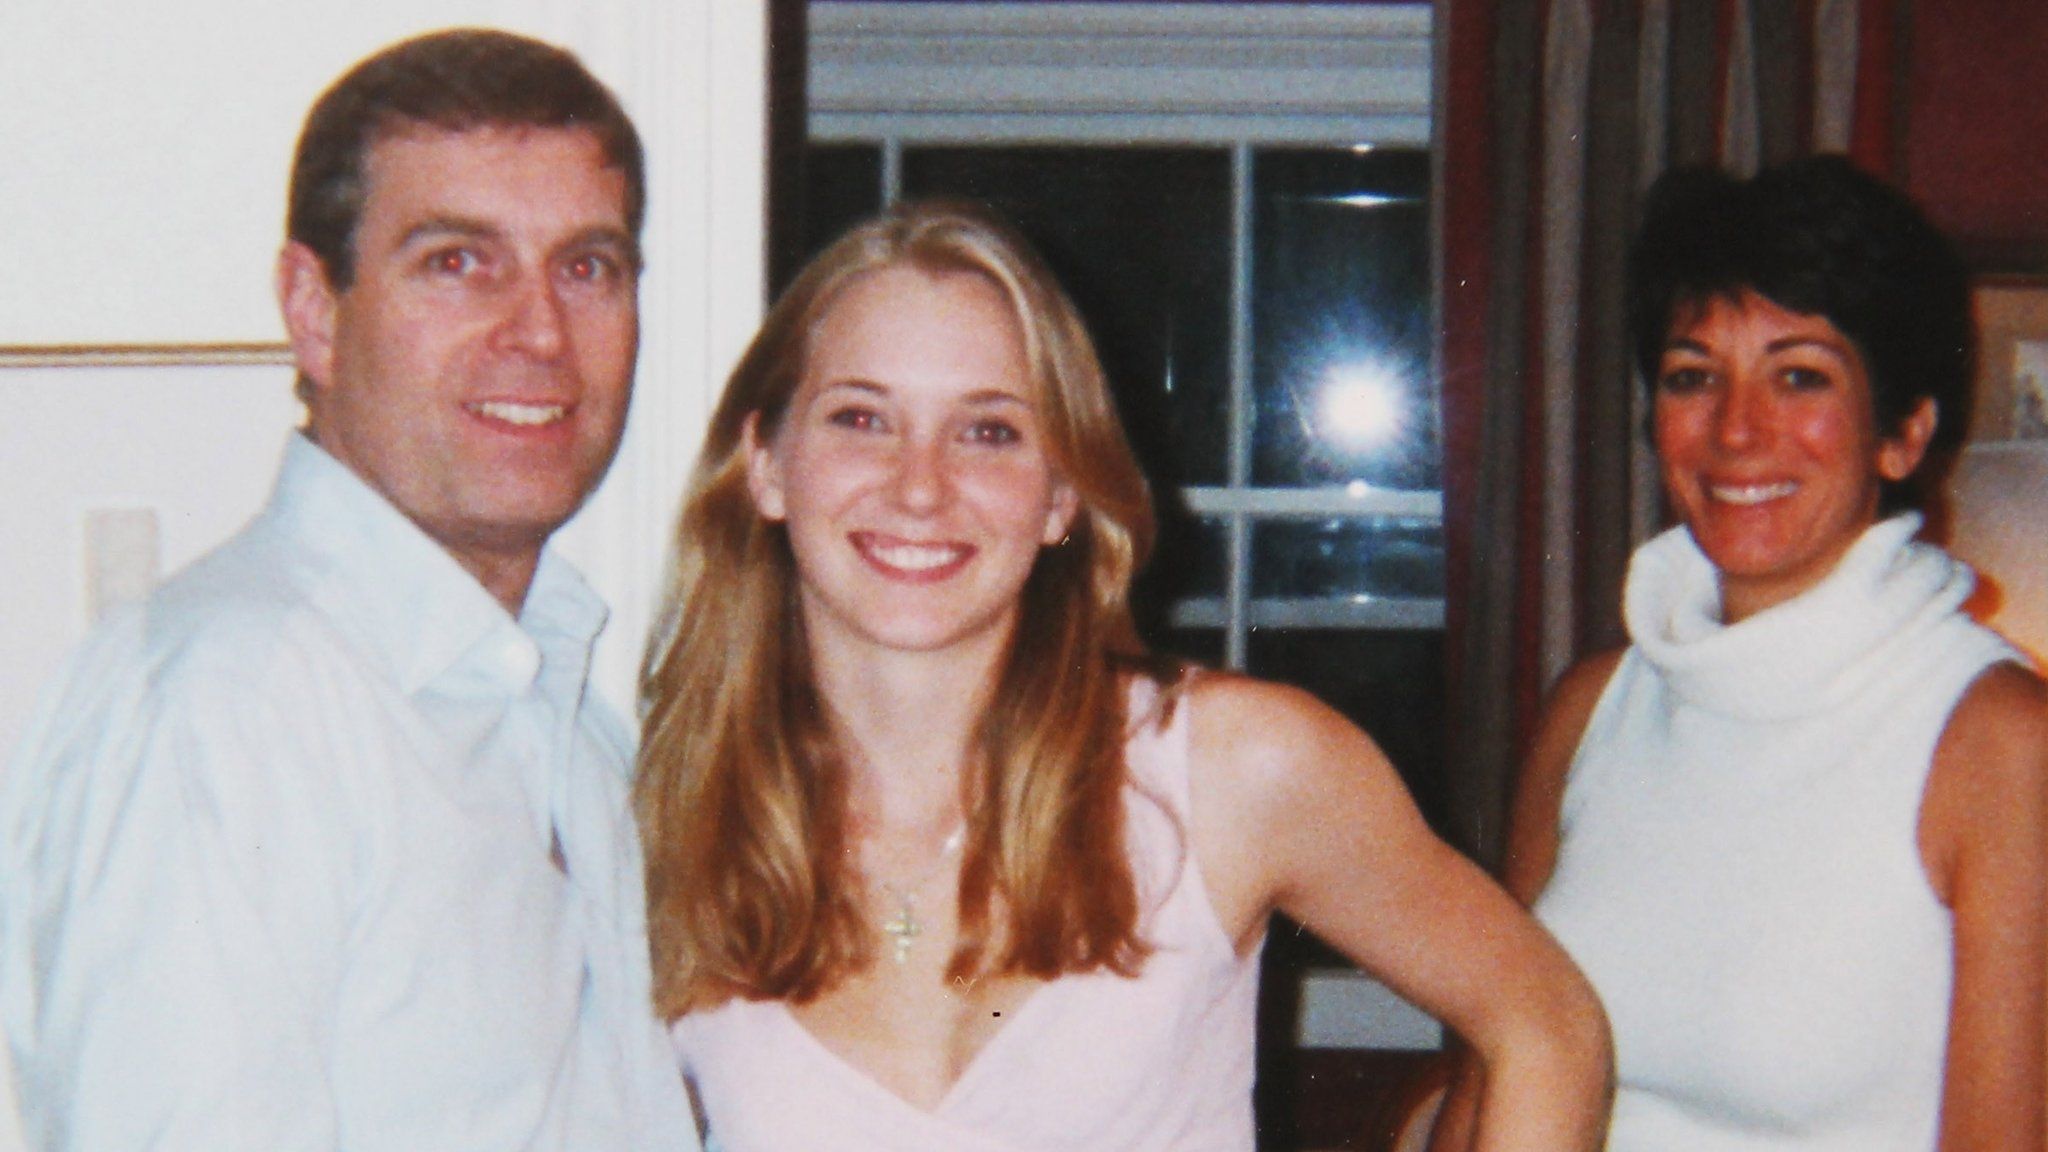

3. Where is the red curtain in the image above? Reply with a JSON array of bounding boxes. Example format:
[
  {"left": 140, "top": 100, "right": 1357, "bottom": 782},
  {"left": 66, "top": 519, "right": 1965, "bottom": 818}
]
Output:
[{"left": 1435, "top": 0, "right": 1907, "bottom": 867}]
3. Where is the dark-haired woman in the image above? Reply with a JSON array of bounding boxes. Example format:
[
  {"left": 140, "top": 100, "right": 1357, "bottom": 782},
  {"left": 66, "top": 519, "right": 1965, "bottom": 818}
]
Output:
[
  {"left": 637, "top": 200, "right": 1612, "bottom": 1151},
  {"left": 1439, "top": 156, "right": 2046, "bottom": 1151}
]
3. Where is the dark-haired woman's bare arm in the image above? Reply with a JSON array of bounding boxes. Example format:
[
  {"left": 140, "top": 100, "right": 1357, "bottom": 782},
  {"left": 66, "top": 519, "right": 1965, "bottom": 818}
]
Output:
[{"left": 1920, "top": 662, "right": 2048, "bottom": 1152}]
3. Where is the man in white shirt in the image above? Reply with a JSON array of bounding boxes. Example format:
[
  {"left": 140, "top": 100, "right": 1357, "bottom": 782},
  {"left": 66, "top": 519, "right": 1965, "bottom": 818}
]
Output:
[{"left": 0, "top": 29, "right": 697, "bottom": 1150}]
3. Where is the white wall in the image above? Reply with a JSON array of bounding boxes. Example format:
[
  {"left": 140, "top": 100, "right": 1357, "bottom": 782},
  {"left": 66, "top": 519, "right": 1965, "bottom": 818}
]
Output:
[
  {"left": 0, "top": 364, "right": 306, "bottom": 756},
  {"left": 0, "top": 4, "right": 767, "bottom": 1142}
]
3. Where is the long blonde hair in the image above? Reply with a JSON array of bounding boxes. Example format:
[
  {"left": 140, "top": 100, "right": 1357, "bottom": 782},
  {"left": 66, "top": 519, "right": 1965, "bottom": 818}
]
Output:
[{"left": 637, "top": 201, "right": 1172, "bottom": 1017}]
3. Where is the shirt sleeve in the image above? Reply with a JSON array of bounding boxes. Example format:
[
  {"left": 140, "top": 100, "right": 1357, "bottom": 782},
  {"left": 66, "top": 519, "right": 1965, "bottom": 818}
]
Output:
[{"left": 6, "top": 622, "right": 363, "bottom": 1151}]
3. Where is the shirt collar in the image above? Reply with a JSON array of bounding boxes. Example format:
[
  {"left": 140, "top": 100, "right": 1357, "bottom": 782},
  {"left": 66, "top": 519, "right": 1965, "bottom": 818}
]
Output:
[
  {"left": 259, "top": 433, "right": 610, "bottom": 699},
  {"left": 1624, "top": 512, "right": 1975, "bottom": 719}
]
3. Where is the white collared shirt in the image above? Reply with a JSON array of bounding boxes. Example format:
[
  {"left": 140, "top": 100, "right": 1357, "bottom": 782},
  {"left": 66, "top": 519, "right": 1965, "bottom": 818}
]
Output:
[{"left": 0, "top": 435, "right": 697, "bottom": 1151}]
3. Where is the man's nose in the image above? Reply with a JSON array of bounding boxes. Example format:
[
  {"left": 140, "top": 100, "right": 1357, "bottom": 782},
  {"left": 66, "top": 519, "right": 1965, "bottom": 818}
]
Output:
[{"left": 497, "top": 273, "right": 569, "bottom": 359}]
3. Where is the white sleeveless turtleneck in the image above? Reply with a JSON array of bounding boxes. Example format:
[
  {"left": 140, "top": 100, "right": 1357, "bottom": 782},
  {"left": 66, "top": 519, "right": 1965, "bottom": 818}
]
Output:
[{"left": 1535, "top": 514, "right": 2016, "bottom": 1151}]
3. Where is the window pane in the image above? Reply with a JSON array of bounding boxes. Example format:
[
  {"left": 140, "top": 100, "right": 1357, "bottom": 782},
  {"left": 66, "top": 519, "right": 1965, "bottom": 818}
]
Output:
[
  {"left": 902, "top": 146, "right": 1233, "bottom": 488},
  {"left": 1251, "top": 149, "right": 1435, "bottom": 490},
  {"left": 784, "top": 143, "right": 883, "bottom": 294},
  {"left": 1152, "top": 627, "right": 1225, "bottom": 670},
  {"left": 1245, "top": 629, "right": 1447, "bottom": 834},
  {"left": 1251, "top": 517, "right": 1444, "bottom": 601},
  {"left": 1159, "top": 508, "right": 1228, "bottom": 589},
  {"left": 1131, "top": 510, "right": 1223, "bottom": 646}
]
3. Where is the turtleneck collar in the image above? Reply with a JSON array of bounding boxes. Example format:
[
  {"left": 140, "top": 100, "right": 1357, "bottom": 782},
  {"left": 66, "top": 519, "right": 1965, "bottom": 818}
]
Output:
[{"left": 1623, "top": 513, "right": 1977, "bottom": 720}]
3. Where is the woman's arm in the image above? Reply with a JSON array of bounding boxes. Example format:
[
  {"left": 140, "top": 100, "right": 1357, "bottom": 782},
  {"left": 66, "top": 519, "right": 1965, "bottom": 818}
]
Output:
[
  {"left": 1920, "top": 662, "right": 2048, "bottom": 1152},
  {"left": 1426, "top": 651, "right": 1622, "bottom": 1152},
  {"left": 1185, "top": 673, "right": 1613, "bottom": 1152}
]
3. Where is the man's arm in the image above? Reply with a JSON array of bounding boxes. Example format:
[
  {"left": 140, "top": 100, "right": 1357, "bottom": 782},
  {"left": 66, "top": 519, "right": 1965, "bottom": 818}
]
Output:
[{"left": 6, "top": 630, "right": 359, "bottom": 1150}]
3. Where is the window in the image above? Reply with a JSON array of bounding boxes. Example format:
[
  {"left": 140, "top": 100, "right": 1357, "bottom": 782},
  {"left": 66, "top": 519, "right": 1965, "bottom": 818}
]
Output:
[{"left": 795, "top": 5, "right": 1445, "bottom": 832}]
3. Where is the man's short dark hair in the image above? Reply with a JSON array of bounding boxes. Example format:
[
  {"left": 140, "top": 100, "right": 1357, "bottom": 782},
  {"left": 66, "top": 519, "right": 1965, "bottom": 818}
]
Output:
[
  {"left": 1627, "top": 155, "right": 1973, "bottom": 513},
  {"left": 288, "top": 28, "right": 646, "bottom": 290}
]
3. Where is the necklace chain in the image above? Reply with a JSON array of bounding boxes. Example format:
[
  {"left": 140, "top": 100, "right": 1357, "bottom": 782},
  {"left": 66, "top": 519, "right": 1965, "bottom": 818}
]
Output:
[{"left": 875, "top": 824, "right": 965, "bottom": 965}]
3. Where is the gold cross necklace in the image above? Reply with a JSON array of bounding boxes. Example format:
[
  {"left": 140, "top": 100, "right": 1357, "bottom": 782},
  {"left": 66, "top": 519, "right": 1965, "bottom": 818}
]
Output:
[{"left": 876, "top": 823, "right": 966, "bottom": 965}]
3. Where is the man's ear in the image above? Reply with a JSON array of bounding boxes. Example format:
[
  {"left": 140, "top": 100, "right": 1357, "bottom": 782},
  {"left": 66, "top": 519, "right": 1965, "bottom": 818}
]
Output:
[
  {"left": 1878, "top": 396, "right": 1939, "bottom": 482},
  {"left": 277, "top": 242, "right": 339, "bottom": 394},
  {"left": 742, "top": 412, "right": 788, "bottom": 522}
]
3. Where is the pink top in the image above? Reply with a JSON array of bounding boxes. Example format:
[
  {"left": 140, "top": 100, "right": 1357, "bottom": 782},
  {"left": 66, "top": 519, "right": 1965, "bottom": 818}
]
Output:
[{"left": 668, "top": 678, "right": 1262, "bottom": 1151}]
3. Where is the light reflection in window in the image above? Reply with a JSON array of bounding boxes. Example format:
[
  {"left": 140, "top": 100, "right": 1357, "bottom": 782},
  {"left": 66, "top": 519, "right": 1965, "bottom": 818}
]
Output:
[{"left": 1317, "top": 361, "right": 1407, "bottom": 450}]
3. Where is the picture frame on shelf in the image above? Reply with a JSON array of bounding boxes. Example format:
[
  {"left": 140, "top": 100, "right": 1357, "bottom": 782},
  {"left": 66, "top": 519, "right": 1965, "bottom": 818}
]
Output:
[
  {"left": 1968, "top": 275, "right": 2048, "bottom": 444},
  {"left": 1950, "top": 275, "right": 2048, "bottom": 662}
]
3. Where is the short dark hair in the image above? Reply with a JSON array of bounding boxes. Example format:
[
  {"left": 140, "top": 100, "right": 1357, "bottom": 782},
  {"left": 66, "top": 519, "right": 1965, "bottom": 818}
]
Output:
[
  {"left": 1626, "top": 155, "right": 1973, "bottom": 512},
  {"left": 287, "top": 28, "right": 645, "bottom": 289}
]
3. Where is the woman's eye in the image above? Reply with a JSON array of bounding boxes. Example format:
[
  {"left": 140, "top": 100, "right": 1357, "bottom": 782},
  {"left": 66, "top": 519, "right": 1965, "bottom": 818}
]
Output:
[
  {"left": 1781, "top": 366, "right": 1833, "bottom": 391},
  {"left": 826, "top": 407, "right": 883, "bottom": 432},
  {"left": 964, "top": 419, "right": 1022, "bottom": 446},
  {"left": 1656, "top": 366, "right": 1712, "bottom": 394}
]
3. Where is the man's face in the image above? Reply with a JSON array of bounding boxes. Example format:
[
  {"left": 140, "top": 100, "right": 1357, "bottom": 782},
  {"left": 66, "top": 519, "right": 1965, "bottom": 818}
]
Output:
[{"left": 281, "top": 124, "right": 639, "bottom": 608}]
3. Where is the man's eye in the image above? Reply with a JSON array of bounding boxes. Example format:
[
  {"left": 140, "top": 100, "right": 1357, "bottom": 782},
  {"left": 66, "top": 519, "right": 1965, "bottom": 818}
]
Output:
[
  {"left": 427, "top": 248, "right": 480, "bottom": 276},
  {"left": 565, "top": 253, "right": 619, "bottom": 284}
]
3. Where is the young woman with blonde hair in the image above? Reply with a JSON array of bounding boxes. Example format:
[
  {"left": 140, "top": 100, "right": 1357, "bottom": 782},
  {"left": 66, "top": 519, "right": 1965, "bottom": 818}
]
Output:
[{"left": 638, "top": 200, "right": 1611, "bottom": 1150}]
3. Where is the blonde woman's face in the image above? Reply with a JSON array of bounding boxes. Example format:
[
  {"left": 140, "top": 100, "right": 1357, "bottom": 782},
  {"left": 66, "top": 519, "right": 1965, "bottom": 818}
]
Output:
[{"left": 746, "top": 265, "right": 1079, "bottom": 662}]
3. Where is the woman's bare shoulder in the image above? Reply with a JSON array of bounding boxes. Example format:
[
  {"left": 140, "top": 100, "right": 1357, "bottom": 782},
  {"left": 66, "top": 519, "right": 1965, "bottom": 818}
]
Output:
[
  {"left": 1178, "top": 668, "right": 1439, "bottom": 947},
  {"left": 1180, "top": 669, "right": 1389, "bottom": 787},
  {"left": 1952, "top": 659, "right": 2048, "bottom": 722},
  {"left": 1935, "top": 661, "right": 2048, "bottom": 799},
  {"left": 1918, "top": 660, "right": 2048, "bottom": 899},
  {"left": 1926, "top": 660, "right": 2048, "bottom": 809}
]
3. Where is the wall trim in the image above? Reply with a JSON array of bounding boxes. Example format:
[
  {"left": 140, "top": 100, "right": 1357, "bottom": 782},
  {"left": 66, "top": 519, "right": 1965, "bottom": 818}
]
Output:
[{"left": 0, "top": 344, "right": 292, "bottom": 369}]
